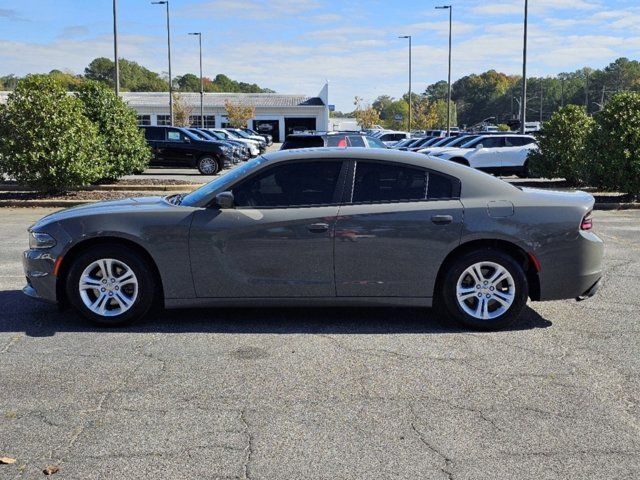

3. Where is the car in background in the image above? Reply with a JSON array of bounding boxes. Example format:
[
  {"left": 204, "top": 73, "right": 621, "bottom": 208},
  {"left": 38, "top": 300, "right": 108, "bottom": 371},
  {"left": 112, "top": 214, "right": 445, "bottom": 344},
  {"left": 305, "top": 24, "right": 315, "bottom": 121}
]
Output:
[
  {"left": 242, "top": 127, "right": 273, "bottom": 146},
  {"left": 140, "top": 126, "right": 231, "bottom": 175},
  {"left": 419, "top": 134, "right": 480, "bottom": 155},
  {"left": 392, "top": 138, "right": 422, "bottom": 149},
  {"left": 402, "top": 136, "right": 443, "bottom": 152},
  {"left": 185, "top": 128, "right": 247, "bottom": 163},
  {"left": 225, "top": 128, "right": 267, "bottom": 152},
  {"left": 375, "top": 131, "right": 410, "bottom": 147},
  {"left": 192, "top": 128, "right": 252, "bottom": 161},
  {"left": 23, "top": 148, "right": 603, "bottom": 331},
  {"left": 207, "top": 129, "right": 260, "bottom": 157},
  {"left": 430, "top": 134, "right": 538, "bottom": 177},
  {"left": 280, "top": 132, "right": 388, "bottom": 150}
]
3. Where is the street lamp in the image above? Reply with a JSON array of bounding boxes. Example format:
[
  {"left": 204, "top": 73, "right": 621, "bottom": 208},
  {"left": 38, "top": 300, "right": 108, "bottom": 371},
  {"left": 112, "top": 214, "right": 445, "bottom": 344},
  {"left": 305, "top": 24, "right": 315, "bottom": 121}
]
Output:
[
  {"left": 520, "top": 0, "right": 528, "bottom": 134},
  {"left": 189, "top": 32, "right": 204, "bottom": 128},
  {"left": 398, "top": 35, "right": 412, "bottom": 132},
  {"left": 152, "top": 1, "right": 173, "bottom": 125},
  {"left": 113, "top": 0, "right": 120, "bottom": 96},
  {"left": 435, "top": 5, "right": 452, "bottom": 135}
]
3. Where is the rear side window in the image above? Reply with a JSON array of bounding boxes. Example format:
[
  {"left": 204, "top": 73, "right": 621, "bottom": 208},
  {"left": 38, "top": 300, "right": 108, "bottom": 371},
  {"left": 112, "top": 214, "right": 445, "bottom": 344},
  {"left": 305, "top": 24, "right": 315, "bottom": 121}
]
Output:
[
  {"left": 352, "top": 161, "right": 458, "bottom": 203},
  {"left": 348, "top": 136, "right": 366, "bottom": 147},
  {"left": 326, "top": 135, "right": 348, "bottom": 147},
  {"left": 143, "top": 128, "right": 164, "bottom": 141},
  {"left": 281, "top": 136, "right": 325, "bottom": 150}
]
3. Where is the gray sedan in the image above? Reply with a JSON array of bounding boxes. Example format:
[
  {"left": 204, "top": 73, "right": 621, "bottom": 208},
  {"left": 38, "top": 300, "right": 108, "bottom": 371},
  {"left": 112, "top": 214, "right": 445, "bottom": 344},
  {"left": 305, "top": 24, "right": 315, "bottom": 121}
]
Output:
[{"left": 23, "top": 148, "right": 604, "bottom": 330}]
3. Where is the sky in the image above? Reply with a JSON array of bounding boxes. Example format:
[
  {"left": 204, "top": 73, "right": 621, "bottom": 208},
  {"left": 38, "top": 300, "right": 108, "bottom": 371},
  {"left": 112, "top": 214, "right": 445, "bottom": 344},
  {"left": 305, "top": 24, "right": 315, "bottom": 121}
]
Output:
[{"left": 1, "top": 0, "right": 639, "bottom": 111}]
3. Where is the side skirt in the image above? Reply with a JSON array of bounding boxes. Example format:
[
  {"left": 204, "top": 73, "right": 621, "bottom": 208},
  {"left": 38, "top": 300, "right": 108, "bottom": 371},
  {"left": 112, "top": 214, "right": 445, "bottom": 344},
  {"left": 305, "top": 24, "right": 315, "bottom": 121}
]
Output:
[{"left": 164, "top": 296, "right": 433, "bottom": 309}]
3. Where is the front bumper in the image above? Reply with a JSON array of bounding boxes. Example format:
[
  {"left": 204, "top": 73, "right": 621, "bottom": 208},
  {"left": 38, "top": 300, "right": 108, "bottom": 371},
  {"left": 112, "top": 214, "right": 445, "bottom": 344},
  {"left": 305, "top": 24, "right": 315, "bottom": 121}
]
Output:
[{"left": 22, "top": 249, "right": 58, "bottom": 303}]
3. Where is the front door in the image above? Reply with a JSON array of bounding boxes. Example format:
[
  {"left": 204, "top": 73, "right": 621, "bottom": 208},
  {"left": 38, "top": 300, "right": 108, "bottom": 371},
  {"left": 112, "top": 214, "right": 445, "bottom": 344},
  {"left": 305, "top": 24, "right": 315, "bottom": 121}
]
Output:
[
  {"left": 467, "top": 136, "right": 505, "bottom": 169},
  {"left": 163, "top": 128, "right": 197, "bottom": 167},
  {"left": 189, "top": 159, "right": 346, "bottom": 298},
  {"left": 334, "top": 160, "right": 463, "bottom": 298}
]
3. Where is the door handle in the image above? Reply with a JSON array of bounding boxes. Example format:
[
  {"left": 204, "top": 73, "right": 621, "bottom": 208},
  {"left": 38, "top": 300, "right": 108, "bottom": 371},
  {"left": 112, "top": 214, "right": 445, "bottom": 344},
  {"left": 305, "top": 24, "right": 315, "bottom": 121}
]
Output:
[
  {"left": 307, "top": 222, "right": 329, "bottom": 233},
  {"left": 431, "top": 214, "right": 453, "bottom": 225}
]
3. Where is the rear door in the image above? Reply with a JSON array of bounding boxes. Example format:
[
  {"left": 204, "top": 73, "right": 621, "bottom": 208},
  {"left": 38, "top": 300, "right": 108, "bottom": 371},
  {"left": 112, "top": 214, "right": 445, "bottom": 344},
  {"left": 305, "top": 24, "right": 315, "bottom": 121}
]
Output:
[
  {"left": 502, "top": 136, "right": 536, "bottom": 169},
  {"left": 334, "top": 160, "right": 463, "bottom": 298}
]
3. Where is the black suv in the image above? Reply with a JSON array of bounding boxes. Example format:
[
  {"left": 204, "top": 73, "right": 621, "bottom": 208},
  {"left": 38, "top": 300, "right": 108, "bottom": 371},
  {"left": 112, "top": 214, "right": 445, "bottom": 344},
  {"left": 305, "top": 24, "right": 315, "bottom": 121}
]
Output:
[
  {"left": 280, "top": 132, "right": 388, "bottom": 150},
  {"left": 141, "top": 126, "right": 233, "bottom": 175}
]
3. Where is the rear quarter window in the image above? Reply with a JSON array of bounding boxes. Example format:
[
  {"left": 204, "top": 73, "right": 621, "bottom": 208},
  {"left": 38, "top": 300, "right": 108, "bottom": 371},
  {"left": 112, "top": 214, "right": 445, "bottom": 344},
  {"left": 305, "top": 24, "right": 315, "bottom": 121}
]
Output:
[{"left": 281, "top": 136, "right": 325, "bottom": 150}]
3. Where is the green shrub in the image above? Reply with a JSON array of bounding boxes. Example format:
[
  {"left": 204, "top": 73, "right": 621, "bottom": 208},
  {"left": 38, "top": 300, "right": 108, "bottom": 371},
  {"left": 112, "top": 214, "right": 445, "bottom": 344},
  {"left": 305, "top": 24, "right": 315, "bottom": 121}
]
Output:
[
  {"left": 0, "top": 75, "right": 105, "bottom": 192},
  {"left": 76, "top": 81, "right": 150, "bottom": 179},
  {"left": 528, "top": 105, "right": 594, "bottom": 185},
  {"left": 588, "top": 92, "right": 640, "bottom": 194}
]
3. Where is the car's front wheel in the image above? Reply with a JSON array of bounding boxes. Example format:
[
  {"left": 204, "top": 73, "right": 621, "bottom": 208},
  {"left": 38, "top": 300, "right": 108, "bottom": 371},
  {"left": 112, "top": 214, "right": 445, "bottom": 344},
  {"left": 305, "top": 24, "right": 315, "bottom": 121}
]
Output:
[
  {"left": 197, "top": 155, "right": 221, "bottom": 175},
  {"left": 65, "top": 245, "right": 157, "bottom": 327},
  {"left": 440, "top": 249, "right": 528, "bottom": 330}
]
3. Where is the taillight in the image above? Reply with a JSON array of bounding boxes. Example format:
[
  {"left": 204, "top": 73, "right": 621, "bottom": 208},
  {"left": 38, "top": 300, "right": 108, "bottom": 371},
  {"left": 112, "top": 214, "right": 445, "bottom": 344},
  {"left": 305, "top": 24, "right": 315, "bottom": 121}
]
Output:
[
  {"left": 337, "top": 138, "right": 347, "bottom": 148},
  {"left": 581, "top": 211, "right": 593, "bottom": 231}
]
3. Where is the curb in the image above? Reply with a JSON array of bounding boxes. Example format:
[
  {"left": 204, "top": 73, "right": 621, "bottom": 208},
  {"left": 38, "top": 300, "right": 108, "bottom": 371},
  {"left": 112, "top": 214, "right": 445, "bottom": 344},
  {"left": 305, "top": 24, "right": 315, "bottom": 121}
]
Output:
[{"left": 0, "top": 184, "right": 202, "bottom": 192}]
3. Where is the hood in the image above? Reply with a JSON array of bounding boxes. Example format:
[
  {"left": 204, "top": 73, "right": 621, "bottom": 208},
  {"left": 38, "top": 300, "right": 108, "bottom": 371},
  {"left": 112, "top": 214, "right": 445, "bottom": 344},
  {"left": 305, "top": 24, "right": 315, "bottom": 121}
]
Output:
[{"left": 32, "top": 196, "right": 169, "bottom": 229}]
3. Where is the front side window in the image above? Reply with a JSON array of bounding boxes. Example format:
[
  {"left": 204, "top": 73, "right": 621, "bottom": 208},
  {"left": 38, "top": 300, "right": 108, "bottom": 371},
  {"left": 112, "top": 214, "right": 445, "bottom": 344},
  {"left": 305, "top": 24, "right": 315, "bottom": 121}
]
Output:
[
  {"left": 326, "top": 135, "right": 348, "bottom": 147},
  {"left": 351, "top": 161, "right": 458, "bottom": 203},
  {"left": 232, "top": 161, "right": 343, "bottom": 208},
  {"left": 348, "top": 136, "right": 366, "bottom": 147}
]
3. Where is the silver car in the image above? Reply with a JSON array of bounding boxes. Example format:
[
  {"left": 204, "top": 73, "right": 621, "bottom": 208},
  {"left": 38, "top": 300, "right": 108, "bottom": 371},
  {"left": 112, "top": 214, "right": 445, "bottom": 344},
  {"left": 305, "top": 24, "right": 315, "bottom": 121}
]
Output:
[{"left": 23, "top": 149, "right": 603, "bottom": 330}]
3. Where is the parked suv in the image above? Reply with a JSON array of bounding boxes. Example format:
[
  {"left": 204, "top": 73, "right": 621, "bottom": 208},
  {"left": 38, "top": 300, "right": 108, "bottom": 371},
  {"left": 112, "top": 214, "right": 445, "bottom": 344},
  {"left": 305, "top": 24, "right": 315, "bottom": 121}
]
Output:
[
  {"left": 375, "top": 131, "right": 410, "bottom": 147},
  {"left": 140, "top": 126, "right": 232, "bottom": 175},
  {"left": 431, "top": 134, "right": 538, "bottom": 177},
  {"left": 242, "top": 127, "right": 273, "bottom": 146},
  {"left": 225, "top": 128, "right": 267, "bottom": 152},
  {"left": 280, "top": 132, "right": 389, "bottom": 150},
  {"left": 186, "top": 128, "right": 250, "bottom": 163}
]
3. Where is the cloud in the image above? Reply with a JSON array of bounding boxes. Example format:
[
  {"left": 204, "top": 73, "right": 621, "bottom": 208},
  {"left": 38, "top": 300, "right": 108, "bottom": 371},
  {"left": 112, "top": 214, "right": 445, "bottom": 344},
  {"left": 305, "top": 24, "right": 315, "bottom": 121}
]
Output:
[
  {"left": 405, "top": 21, "right": 476, "bottom": 36},
  {"left": 472, "top": 0, "right": 600, "bottom": 16},
  {"left": 178, "top": 0, "right": 321, "bottom": 20},
  {"left": 58, "top": 25, "right": 90, "bottom": 39},
  {"left": 0, "top": 8, "right": 25, "bottom": 21}
]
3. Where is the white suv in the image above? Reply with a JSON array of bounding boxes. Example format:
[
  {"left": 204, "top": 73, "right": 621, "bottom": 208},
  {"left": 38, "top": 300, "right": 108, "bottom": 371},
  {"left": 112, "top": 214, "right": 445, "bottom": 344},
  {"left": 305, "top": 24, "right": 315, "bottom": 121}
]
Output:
[{"left": 430, "top": 134, "right": 538, "bottom": 177}]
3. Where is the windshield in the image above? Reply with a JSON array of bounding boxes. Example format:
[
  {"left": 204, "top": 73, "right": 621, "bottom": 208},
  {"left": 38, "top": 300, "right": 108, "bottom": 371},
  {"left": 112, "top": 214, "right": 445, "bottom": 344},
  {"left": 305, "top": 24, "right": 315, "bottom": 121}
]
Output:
[
  {"left": 233, "top": 129, "right": 252, "bottom": 139},
  {"left": 182, "top": 156, "right": 268, "bottom": 206}
]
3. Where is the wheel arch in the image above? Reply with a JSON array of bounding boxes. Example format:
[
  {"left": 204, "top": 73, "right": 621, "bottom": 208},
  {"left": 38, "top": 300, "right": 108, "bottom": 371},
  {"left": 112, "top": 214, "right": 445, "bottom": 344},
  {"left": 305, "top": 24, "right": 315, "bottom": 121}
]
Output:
[
  {"left": 433, "top": 238, "right": 541, "bottom": 302},
  {"left": 56, "top": 236, "right": 165, "bottom": 308}
]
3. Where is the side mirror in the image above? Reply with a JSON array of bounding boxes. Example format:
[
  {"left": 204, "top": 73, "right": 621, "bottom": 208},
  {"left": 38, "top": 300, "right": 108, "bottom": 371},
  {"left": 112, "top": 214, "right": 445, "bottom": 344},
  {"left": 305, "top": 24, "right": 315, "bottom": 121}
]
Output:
[
  {"left": 475, "top": 143, "right": 483, "bottom": 150},
  {"left": 215, "top": 191, "right": 235, "bottom": 209},
  {"left": 183, "top": 137, "right": 191, "bottom": 143}
]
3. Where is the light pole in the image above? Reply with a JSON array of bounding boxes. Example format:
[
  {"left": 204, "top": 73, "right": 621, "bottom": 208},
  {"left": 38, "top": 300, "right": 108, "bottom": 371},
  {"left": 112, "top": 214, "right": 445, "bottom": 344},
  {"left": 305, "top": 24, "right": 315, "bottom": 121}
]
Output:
[
  {"left": 113, "top": 0, "right": 120, "bottom": 95},
  {"left": 152, "top": 1, "right": 173, "bottom": 125},
  {"left": 398, "top": 35, "right": 412, "bottom": 132},
  {"left": 436, "top": 5, "right": 452, "bottom": 135},
  {"left": 520, "top": 0, "right": 528, "bottom": 134},
  {"left": 189, "top": 32, "right": 204, "bottom": 128}
]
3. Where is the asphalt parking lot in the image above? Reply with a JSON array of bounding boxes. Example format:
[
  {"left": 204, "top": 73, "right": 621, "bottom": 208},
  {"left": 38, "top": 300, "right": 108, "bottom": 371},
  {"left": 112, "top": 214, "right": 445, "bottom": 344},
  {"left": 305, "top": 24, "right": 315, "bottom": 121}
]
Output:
[{"left": 1, "top": 208, "right": 639, "bottom": 479}]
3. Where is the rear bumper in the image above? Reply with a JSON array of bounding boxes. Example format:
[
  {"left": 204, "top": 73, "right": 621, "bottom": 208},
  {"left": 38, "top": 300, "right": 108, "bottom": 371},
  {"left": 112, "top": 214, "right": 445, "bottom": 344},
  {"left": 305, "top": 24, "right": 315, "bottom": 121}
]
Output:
[
  {"left": 537, "top": 230, "right": 604, "bottom": 301},
  {"left": 576, "top": 278, "right": 601, "bottom": 301}
]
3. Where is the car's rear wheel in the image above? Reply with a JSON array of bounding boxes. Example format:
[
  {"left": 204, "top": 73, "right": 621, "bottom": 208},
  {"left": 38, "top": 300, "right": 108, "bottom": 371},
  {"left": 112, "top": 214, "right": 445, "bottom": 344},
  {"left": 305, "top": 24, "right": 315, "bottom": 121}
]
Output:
[
  {"left": 517, "top": 160, "right": 530, "bottom": 178},
  {"left": 440, "top": 249, "right": 528, "bottom": 330},
  {"left": 66, "top": 245, "right": 157, "bottom": 327},
  {"left": 197, "top": 155, "right": 221, "bottom": 175}
]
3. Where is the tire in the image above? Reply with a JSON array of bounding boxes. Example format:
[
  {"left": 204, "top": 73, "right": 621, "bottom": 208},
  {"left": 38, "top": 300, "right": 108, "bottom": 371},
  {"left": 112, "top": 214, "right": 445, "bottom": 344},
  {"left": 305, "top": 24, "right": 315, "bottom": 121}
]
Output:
[
  {"left": 197, "top": 155, "right": 221, "bottom": 175},
  {"left": 450, "top": 157, "right": 469, "bottom": 166},
  {"left": 516, "top": 161, "right": 530, "bottom": 178},
  {"left": 439, "top": 249, "right": 528, "bottom": 330},
  {"left": 65, "top": 245, "right": 157, "bottom": 327}
]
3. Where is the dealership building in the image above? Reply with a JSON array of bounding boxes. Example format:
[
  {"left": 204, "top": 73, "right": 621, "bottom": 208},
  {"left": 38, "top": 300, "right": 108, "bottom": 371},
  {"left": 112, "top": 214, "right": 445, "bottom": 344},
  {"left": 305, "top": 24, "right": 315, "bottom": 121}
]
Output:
[
  {"left": 0, "top": 83, "right": 330, "bottom": 143},
  {"left": 125, "top": 83, "right": 329, "bottom": 143}
]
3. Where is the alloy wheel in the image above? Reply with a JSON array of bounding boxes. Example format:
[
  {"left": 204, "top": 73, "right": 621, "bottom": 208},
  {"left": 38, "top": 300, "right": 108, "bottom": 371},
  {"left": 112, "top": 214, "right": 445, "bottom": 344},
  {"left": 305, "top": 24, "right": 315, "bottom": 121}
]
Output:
[
  {"left": 455, "top": 261, "right": 515, "bottom": 320},
  {"left": 78, "top": 258, "right": 139, "bottom": 317}
]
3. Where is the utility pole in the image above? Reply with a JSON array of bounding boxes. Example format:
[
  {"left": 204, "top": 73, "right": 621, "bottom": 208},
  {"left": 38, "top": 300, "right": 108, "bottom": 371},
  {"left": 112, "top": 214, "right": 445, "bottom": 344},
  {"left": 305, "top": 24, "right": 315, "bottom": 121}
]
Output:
[
  {"left": 113, "top": 0, "right": 120, "bottom": 96},
  {"left": 398, "top": 35, "right": 412, "bottom": 132},
  {"left": 520, "top": 0, "right": 528, "bottom": 134},
  {"left": 189, "top": 32, "right": 204, "bottom": 128},
  {"left": 436, "top": 5, "right": 453, "bottom": 135},
  {"left": 539, "top": 79, "right": 543, "bottom": 123}
]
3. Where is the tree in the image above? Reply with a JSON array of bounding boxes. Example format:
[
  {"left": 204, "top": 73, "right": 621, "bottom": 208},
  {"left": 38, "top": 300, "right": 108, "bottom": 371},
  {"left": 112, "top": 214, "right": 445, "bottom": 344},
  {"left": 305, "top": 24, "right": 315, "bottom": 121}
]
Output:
[
  {"left": 528, "top": 105, "right": 594, "bottom": 185},
  {"left": 173, "top": 93, "right": 194, "bottom": 127},
  {"left": 0, "top": 75, "right": 105, "bottom": 191},
  {"left": 224, "top": 100, "right": 255, "bottom": 128},
  {"left": 353, "top": 97, "right": 381, "bottom": 129},
  {"left": 589, "top": 92, "right": 640, "bottom": 193},
  {"left": 176, "top": 73, "right": 201, "bottom": 92},
  {"left": 76, "top": 81, "right": 151, "bottom": 179},
  {"left": 85, "top": 57, "right": 167, "bottom": 91}
]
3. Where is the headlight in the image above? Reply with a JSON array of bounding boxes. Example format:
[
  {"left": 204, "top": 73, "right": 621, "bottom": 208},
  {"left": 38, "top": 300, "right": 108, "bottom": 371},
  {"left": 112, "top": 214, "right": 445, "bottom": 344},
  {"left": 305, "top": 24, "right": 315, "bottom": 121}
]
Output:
[
  {"left": 29, "top": 231, "right": 56, "bottom": 249},
  {"left": 220, "top": 146, "right": 232, "bottom": 153}
]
